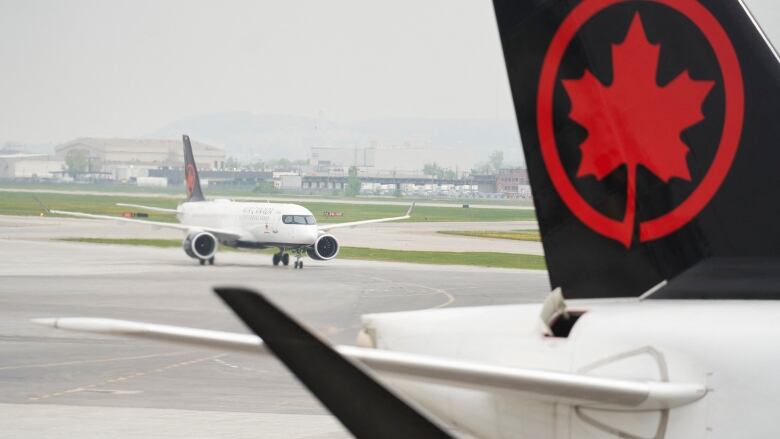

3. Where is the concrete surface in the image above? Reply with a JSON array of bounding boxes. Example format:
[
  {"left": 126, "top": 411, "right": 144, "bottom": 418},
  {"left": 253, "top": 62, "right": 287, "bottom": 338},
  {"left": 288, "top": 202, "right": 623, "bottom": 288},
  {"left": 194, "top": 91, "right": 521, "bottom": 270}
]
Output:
[{"left": 0, "top": 229, "right": 550, "bottom": 438}]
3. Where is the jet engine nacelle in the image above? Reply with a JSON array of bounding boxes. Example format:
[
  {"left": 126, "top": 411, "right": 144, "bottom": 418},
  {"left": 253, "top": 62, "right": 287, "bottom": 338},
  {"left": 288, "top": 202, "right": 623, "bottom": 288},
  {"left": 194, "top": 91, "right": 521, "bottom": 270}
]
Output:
[
  {"left": 307, "top": 234, "right": 339, "bottom": 260},
  {"left": 183, "top": 231, "right": 218, "bottom": 260}
]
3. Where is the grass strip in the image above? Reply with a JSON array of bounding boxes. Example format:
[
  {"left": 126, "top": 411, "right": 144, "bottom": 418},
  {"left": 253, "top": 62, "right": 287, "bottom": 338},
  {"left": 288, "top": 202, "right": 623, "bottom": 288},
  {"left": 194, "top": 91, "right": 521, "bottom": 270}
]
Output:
[
  {"left": 437, "top": 230, "right": 541, "bottom": 242},
  {"left": 60, "top": 238, "right": 546, "bottom": 270},
  {"left": 1, "top": 191, "right": 533, "bottom": 223}
]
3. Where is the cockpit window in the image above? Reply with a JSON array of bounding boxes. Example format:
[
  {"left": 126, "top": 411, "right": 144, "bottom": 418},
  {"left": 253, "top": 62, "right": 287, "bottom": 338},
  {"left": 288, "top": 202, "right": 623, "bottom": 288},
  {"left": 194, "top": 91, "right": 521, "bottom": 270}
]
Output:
[{"left": 282, "top": 215, "right": 316, "bottom": 225}]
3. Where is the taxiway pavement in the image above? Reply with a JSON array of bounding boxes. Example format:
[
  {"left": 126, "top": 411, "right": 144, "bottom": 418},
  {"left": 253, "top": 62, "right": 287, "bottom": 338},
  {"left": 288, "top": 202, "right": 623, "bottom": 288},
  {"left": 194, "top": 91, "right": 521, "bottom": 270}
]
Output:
[{"left": 0, "top": 233, "right": 549, "bottom": 438}]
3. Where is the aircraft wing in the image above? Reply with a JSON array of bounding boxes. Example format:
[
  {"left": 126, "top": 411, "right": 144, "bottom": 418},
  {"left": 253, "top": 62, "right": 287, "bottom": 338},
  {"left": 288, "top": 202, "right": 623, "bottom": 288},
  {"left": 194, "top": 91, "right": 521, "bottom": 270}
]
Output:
[
  {"left": 49, "top": 208, "right": 243, "bottom": 241},
  {"left": 318, "top": 202, "right": 415, "bottom": 231},
  {"left": 116, "top": 203, "right": 178, "bottom": 214},
  {"left": 33, "top": 288, "right": 706, "bottom": 412}
]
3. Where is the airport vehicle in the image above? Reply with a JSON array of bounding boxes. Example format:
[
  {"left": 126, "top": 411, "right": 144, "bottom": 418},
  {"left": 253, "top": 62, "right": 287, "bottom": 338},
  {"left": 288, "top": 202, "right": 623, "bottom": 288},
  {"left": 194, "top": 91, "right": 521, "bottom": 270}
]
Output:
[
  {"left": 46, "top": 135, "right": 414, "bottom": 269},
  {"left": 38, "top": 0, "right": 780, "bottom": 437}
]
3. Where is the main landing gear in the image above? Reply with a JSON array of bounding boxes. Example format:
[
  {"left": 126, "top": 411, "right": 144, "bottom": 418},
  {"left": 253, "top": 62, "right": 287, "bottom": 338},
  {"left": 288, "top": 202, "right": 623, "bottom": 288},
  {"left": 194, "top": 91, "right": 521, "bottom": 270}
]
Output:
[
  {"left": 199, "top": 257, "right": 215, "bottom": 266},
  {"left": 272, "top": 251, "right": 291, "bottom": 267},
  {"left": 274, "top": 249, "right": 305, "bottom": 269}
]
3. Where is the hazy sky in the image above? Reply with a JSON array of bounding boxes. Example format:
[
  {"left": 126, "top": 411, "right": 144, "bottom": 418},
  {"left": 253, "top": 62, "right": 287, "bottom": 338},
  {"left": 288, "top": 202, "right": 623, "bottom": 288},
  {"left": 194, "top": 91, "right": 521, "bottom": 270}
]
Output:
[
  {"left": 0, "top": 0, "right": 514, "bottom": 144},
  {"left": 0, "top": 0, "right": 777, "bottom": 145}
]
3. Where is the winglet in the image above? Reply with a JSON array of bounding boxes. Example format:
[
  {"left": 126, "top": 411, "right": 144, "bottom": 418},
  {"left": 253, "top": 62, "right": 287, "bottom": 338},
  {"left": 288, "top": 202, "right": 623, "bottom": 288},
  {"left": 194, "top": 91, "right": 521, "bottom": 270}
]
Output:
[
  {"left": 405, "top": 201, "right": 415, "bottom": 217},
  {"left": 32, "top": 196, "right": 51, "bottom": 214},
  {"left": 215, "top": 287, "right": 452, "bottom": 439}
]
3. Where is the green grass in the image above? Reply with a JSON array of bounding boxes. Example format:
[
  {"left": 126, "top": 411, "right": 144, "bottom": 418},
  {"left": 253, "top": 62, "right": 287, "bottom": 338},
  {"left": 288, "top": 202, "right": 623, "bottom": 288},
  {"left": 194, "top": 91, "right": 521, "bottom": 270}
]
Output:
[
  {"left": 60, "top": 238, "right": 546, "bottom": 270},
  {"left": 289, "top": 201, "right": 531, "bottom": 223},
  {"left": 438, "top": 230, "right": 541, "bottom": 242},
  {"left": 0, "top": 181, "right": 535, "bottom": 207},
  {"left": 0, "top": 190, "right": 533, "bottom": 223},
  {"left": 0, "top": 192, "right": 179, "bottom": 223},
  {"left": 337, "top": 247, "right": 545, "bottom": 270}
]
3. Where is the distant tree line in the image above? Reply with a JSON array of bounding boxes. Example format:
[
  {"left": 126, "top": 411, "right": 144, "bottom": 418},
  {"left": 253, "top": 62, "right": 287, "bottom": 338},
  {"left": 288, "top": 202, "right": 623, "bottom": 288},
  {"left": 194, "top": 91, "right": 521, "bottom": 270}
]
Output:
[{"left": 471, "top": 151, "right": 504, "bottom": 175}]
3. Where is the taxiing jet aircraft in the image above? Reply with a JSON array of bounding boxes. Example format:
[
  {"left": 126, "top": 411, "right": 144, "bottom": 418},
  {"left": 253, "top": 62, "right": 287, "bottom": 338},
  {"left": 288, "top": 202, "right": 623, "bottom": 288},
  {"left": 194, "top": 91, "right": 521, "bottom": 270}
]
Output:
[
  {"left": 37, "top": 0, "right": 780, "bottom": 437},
  {"left": 45, "top": 135, "right": 414, "bottom": 269}
]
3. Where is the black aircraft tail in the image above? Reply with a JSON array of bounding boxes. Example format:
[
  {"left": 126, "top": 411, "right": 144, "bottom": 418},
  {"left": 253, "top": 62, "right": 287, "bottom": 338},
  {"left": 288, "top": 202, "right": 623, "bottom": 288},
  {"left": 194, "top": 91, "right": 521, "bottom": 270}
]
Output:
[
  {"left": 492, "top": 0, "right": 780, "bottom": 299},
  {"left": 182, "top": 135, "right": 205, "bottom": 202}
]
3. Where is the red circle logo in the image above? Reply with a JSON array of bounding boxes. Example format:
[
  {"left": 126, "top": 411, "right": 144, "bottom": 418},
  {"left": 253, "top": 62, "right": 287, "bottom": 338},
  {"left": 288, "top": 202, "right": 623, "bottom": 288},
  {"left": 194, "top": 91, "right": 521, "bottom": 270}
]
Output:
[{"left": 537, "top": 0, "right": 744, "bottom": 247}]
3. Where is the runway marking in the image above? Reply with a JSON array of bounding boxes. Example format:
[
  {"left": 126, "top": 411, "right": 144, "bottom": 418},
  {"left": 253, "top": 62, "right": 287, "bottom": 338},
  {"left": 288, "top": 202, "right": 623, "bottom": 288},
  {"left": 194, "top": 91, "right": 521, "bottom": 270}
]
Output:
[
  {"left": 0, "top": 351, "right": 191, "bottom": 371},
  {"left": 27, "top": 353, "right": 226, "bottom": 402},
  {"left": 356, "top": 274, "right": 456, "bottom": 309},
  {"left": 213, "top": 357, "right": 276, "bottom": 375}
]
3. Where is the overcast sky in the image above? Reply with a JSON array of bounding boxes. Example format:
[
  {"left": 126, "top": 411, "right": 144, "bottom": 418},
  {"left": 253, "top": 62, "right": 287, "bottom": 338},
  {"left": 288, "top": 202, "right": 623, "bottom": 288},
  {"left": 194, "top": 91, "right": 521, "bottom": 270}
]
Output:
[
  {"left": 0, "top": 0, "right": 514, "bottom": 145},
  {"left": 0, "top": 0, "right": 777, "bottom": 146}
]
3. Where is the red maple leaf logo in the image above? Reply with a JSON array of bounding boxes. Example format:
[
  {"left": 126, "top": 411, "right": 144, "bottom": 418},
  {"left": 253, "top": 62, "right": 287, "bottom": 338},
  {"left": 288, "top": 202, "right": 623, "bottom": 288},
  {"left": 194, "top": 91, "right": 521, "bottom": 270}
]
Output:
[{"left": 562, "top": 13, "right": 714, "bottom": 246}]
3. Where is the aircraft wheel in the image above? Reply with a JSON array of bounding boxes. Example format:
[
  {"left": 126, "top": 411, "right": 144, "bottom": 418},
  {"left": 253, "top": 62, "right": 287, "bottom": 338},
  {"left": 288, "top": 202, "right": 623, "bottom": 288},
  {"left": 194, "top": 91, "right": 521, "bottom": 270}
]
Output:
[
  {"left": 282, "top": 253, "right": 290, "bottom": 266},
  {"left": 272, "top": 253, "right": 281, "bottom": 266},
  {"left": 199, "top": 259, "right": 206, "bottom": 266},
  {"left": 208, "top": 257, "right": 215, "bottom": 265},
  {"left": 299, "top": 261, "right": 304, "bottom": 269}
]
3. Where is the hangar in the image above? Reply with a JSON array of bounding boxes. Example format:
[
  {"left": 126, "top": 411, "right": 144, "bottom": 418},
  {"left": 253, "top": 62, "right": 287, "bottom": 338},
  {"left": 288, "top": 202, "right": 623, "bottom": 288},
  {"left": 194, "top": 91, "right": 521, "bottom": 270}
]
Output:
[{"left": 55, "top": 138, "right": 226, "bottom": 173}]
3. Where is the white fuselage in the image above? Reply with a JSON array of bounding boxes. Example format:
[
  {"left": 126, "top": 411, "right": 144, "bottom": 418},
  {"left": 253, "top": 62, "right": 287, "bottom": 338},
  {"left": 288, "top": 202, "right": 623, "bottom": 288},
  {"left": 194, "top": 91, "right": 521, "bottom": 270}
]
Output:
[
  {"left": 177, "top": 200, "right": 319, "bottom": 247},
  {"left": 361, "top": 299, "right": 780, "bottom": 439}
]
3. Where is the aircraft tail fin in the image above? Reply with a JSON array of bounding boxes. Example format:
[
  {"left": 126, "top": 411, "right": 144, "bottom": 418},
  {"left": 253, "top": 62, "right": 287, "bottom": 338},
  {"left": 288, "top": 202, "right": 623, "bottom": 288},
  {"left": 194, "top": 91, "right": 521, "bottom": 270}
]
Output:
[
  {"left": 182, "top": 135, "right": 205, "bottom": 202},
  {"left": 492, "top": 0, "right": 780, "bottom": 299}
]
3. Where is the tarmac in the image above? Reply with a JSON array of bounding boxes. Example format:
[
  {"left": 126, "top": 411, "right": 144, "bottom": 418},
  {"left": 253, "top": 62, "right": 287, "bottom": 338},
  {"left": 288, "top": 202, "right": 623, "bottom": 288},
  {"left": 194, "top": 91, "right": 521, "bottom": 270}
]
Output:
[
  {"left": 0, "top": 215, "right": 544, "bottom": 255},
  {"left": 0, "top": 220, "right": 550, "bottom": 438}
]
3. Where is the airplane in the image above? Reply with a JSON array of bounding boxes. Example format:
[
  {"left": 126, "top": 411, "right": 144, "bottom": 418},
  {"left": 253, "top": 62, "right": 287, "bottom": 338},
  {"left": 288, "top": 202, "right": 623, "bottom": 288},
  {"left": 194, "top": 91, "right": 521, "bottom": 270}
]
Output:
[
  {"left": 42, "top": 135, "right": 415, "bottom": 269},
  {"left": 35, "top": 0, "right": 780, "bottom": 438}
]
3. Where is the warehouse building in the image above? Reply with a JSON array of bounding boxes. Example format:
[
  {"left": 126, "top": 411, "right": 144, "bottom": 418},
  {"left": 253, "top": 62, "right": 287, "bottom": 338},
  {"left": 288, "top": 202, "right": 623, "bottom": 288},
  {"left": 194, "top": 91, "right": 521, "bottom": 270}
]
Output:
[{"left": 0, "top": 154, "right": 64, "bottom": 180}]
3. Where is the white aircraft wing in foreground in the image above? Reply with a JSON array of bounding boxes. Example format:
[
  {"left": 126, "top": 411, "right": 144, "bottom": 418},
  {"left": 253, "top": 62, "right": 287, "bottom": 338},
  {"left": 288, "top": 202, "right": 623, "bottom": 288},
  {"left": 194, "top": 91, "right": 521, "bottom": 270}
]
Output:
[{"left": 34, "top": 287, "right": 706, "bottom": 439}]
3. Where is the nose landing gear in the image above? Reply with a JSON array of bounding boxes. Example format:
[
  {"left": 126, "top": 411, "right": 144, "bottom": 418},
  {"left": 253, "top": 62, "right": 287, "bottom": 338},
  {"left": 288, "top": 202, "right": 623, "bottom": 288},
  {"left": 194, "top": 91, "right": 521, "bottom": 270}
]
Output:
[{"left": 293, "top": 249, "right": 305, "bottom": 269}]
